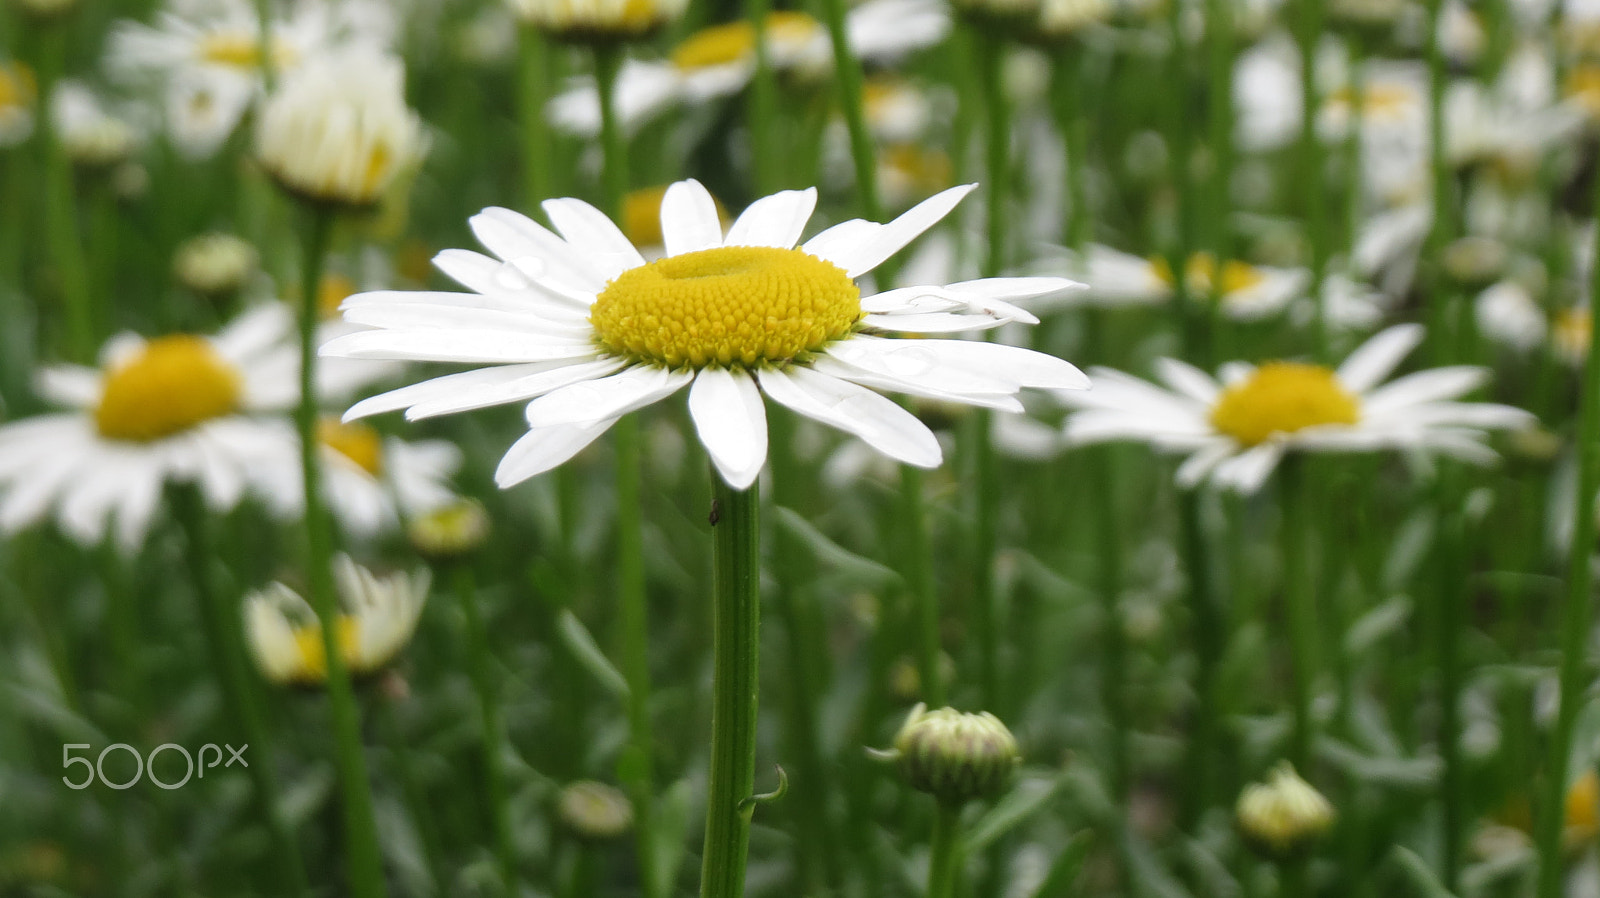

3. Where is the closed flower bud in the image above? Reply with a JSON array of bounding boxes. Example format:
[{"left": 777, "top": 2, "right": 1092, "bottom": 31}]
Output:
[
  {"left": 1235, "top": 762, "right": 1335, "bottom": 860},
  {"left": 256, "top": 48, "right": 424, "bottom": 210},
  {"left": 893, "top": 703, "right": 1020, "bottom": 805},
  {"left": 173, "top": 233, "right": 259, "bottom": 299},
  {"left": 506, "top": 0, "right": 689, "bottom": 44},
  {"left": 408, "top": 499, "right": 491, "bottom": 562},
  {"left": 558, "top": 781, "right": 634, "bottom": 840}
]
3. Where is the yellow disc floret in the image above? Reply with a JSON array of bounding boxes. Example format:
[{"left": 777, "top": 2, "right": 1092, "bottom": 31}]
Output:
[
  {"left": 1209, "top": 362, "right": 1360, "bottom": 447},
  {"left": 670, "top": 12, "right": 818, "bottom": 70},
  {"left": 319, "top": 417, "right": 384, "bottom": 475},
  {"left": 94, "top": 335, "right": 243, "bottom": 442},
  {"left": 290, "top": 616, "right": 362, "bottom": 684},
  {"left": 198, "top": 31, "right": 297, "bottom": 71},
  {"left": 1150, "top": 253, "right": 1265, "bottom": 297},
  {"left": 590, "top": 245, "right": 861, "bottom": 368},
  {"left": 0, "top": 62, "right": 36, "bottom": 112}
]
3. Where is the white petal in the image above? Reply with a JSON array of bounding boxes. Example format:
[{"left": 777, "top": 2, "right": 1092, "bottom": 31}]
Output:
[
  {"left": 469, "top": 206, "right": 607, "bottom": 295},
  {"left": 1359, "top": 367, "right": 1486, "bottom": 415},
  {"left": 945, "top": 277, "right": 1086, "bottom": 299},
  {"left": 688, "top": 368, "right": 768, "bottom": 489},
  {"left": 408, "top": 358, "right": 628, "bottom": 420},
  {"left": 757, "top": 366, "right": 941, "bottom": 468},
  {"left": 801, "top": 219, "right": 882, "bottom": 267},
  {"left": 1214, "top": 442, "right": 1283, "bottom": 494},
  {"left": 1153, "top": 358, "right": 1221, "bottom": 404},
  {"left": 495, "top": 419, "right": 619, "bottom": 487},
  {"left": 724, "top": 188, "right": 818, "bottom": 249},
  {"left": 862, "top": 312, "right": 1010, "bottom": 333},
  {"left": 34, "top": 365, "right": 101, "bottom": 408},
  {"left": 845, "top": 338, "right": 1090, "bottom": 391},
  {"left": 1337, "top": 323, "right": 1425, "bottom": 392},
  {"left": 542, "top": 196, "right": 647, "bottom": 277},
  {"left": 524, "top": 365, "right": 694, "bottom": 427},
  {"left": 1175, "top": 443, "right": 1236, "bottom": 488},
  {"left": 339, "top": 302, "right": 591, "bottom": 337},
  {"left": 661, "top": 180, "right": 724, "bottom": 256},
  {"left": 343, "top": 363, "right": 564, "bottom": 420},
  {"left": 818, "top": 184, "right": 976, "bottom": 278},
  {"left": 320, "top": 329, "right": 601, "bottom": 364}
]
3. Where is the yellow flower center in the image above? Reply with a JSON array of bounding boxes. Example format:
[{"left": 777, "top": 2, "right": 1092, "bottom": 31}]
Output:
[
  {"left": 1150, "top": 253, "right": 1266, "bottom": 298},
  {"left": 1209, "top": 362, "right": 1361, "bottom": 447},
  {"left": 318, "top": 272, "right": 359, "bottom": 320},
  {"left": 590, "top": 245, "right": 861, "bottom": 368},
  {"left": 198, "top": 31, "right": 297, "bottom": 71},
  {"left": 0, "top": 62, "right": 36, "bottom": 111},
  {"left": 670, "top": 12, "right": 819, "bottom": 71},
  {"left": 290, "top": 616, "right": 362, "bottom": 683},
  {"left": 1327, "top": 82, "right": 1417, "bottom": 122},
  {"left": 1567, "top": 66, "right": 1600, "bottom": 116},
  {"left": 319, "top": 418, "right": 384, "bottom": 475},
  {"left": 1554, "top": 308, "right": 1592, "bottom": 361},
  {"left": 624, "top": 186, "right": 670, "bottom": 248},
  {"left": 94, "top": 335, "right": 243, "bottom": 442}
]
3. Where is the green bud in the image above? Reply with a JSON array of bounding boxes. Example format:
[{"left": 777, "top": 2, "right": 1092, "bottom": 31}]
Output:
[
  {"left": 1235, "top": 762, "right": 1335, "bottom": 861},
  {"left": 408, "top": 499, "right": 490, "bottom": 562},
  {"left": 893, "top": 703, "right": 1020, "bottom": 806},
  {"left": 558, "top": 781, "right": 634, "bottom": 841}
]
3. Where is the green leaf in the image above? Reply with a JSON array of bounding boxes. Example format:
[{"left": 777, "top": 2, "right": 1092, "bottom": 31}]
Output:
[
  {"left": 1390, "top": 846, "right": 1459, "bottom": 898},
  {"left": 1344, "top": 595, "right": 1412, "bottom": 657},
  {"left": 773, "top": 506, "right": 901, "bottom": 588},
  {"left": 1026, "top": 830, "right": 1094, "bottom": 898},
  {"left": 556, "top": 610, "right": 630, "bottom": 701},
  {"left": 963, "top": 774, "right": 1063, "bottom": 855},
  {"left": 652, "top": 778, "right": 694, "bottom": 895}
]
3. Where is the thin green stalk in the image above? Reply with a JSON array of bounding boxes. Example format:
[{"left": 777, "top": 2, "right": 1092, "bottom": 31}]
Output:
[
  {"left": 295, "top": 208, "right": 387, "bottom": 898},
  {"left": 375, "top": 695, "right": 446, "bottom": 896},
  {"left": 1342, "top": 43, "right": 1367, "bottom": 259},
  {"left": 819, "top": 0, "right": 880, "bottom": 218},
  {"left": 455, "top": 563, "right": 517, "bottom": 894},
  {"left": 38, "top": 27, "right": 93, "bottom": 363},
  {"left": 1278, "top": 459, "right": 1318, "bottom": 770},
  {"left": 1204, "top": 0, "right": 1235, "bottom": 263},
  {"left": 1533, "top": 126, "right": 1600, "bottom": 898},
  {"left": 1052, "top": 45, "right": 1090, "bottom": 253},
  {"left": 1422, "top": 0, "right": 1453, "bottom": 365},
  {"left": 1163, "top": 0, "right": 1203, "bottom": 366},
  {"left": 518, "top": 27, "right": 551, "bottom": 212},
  {"left": 744, "top": 0, "right": 779, "bottom": 192},
  {"left": 902, "top": 464, "right": 946, "bottom": 708},
  {"left": 1432, "top": 474, "right": 1465, "bottom": 893},
  {"left": 699, "top": 474, "right": 762, "bottom": 898},
  {"left": 171, "top": 485, "right": 310, "bottom": 898},
  {"left": 1294, "top": 0, "right": 1329, "bottom": 363},
  {"left": 1178, "top": 489, "right": 1222, "bottom": 818},
  {"left": 594, "top": 46, "right": 662, "bottom": 898},
  {"left": 1092, "top": 449, "right": 1128, "bottom": 802},
  {"left": 927, "top": 803, "right": 963, "bottom": 898}
]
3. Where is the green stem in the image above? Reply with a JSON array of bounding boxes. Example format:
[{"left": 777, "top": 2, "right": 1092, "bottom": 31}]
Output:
[
  {"left": 375, "top": 696, "right": 446, "bottom": 896},
  {"left": 1294, "top": 0, "right": 1328, "bottom": 363},
  {"left": 1052, "top": 45, "right": 1090, "bottom": 253},
  {"left": 1278, "top": 459, "right": 1317, "bottom": 771},
  {"left": 518, "top": 26, "right": 551, "bottom": 213},
  {"left": 38, "top": 26, "right": 93, "bottom": 363},
  {"left": 594, "top": 45, "right": 628, "bottom": 217},
  {"left": 295, "top": 208, "right": 387, "bottom": 898},
  {"left": 902, "top": 464, "right": 946, "bottom": 707},
  {"left": 1178, "top": 488, "right": 1222, "bottom": 818},
  {"left": 1422, "top": 0, "right": 1453, "bottom": 365},
  {"left": 171, "top": 484, "right": 310, "bottom": 898},
  {"left": 1163, "top": 0, "right": 1203, "bottom": 365},
  {"left": 1533, "top": 108, "right": 1600, "bottom": 898},
  {"left": 819, "top": 0, "right": 880, "bottom": 218},
  {"left": 744, "top": 0, "right": 779, "bottom": 192},
  {"left": 1432, "top": 475, "right": 1464, "bottom": 893},
  {"left": 699, "top": 474, "right": 762, "bottom": 898},
  {"left": 456, "top": 563, "right": 517, "bottom": 894},
  {"left": 926, "top": 803, "right": 963, "bottom": 898}
]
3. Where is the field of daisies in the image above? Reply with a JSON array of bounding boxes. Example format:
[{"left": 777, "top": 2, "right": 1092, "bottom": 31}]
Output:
[{"left": 10, "top": 0, "right": 1600, "bottom": 895}]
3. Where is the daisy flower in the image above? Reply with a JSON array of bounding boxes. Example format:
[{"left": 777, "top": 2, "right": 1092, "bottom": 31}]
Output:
[
  {"left": 244, "top": 555, "right": 428, "bottom": 687},
  {"left": 546, "top": 0, "right": 950, "bottom": 137},
  {"left": 1060, "top": 324, "right": 1535, "bottom": 493},
  {"left": 1049, "top": 245, "right": 1323, "bottom": 322},
  {"left": 0, "top": 305, "right": 301, "bottom": 550},
  {"left": 0, "top": 60, "right": 36, "bottom": 148},
  {"left": 325, "top": 180, "right": 1089, "bottom": 490},
  {"left": 506, "top": 0, "right": 689, "bottom": 42}
]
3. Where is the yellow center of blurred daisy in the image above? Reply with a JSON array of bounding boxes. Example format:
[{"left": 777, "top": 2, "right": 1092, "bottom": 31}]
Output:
[
  {"left": 0, "top": 62, "right": 35, "bottom": 111},
  {"left": 318, "top": 272, "right": 359, "bottom": 320},
  {"left": 670, "top": 12, "right": 819, "bottom": 71},
  {"left": 319, "top": 418, "right": 384, "bottom": 475},
  {"left": 1150, "top": 253, "right": 1265, "bottom": 298},
  {"left": 94, "top": 335, "right": 243, "bottom": 442},
  {"left": 1209, "top": 362, "right": 1360, "bottom": 447},
  {"left": 590, "top": 245, "right": 861, "bottom": 368},
  {"left": 624, "top": 186, "right": 670, "bottom": 248},
  {"left": 198, "top": 31, "right": 296, "bottom": 71},
  {"left": 1554, "top": 308, "right": 1592, "bottom": 361},
  {"left": 290, "top": 616, "right": 362, "bottom": 683}
]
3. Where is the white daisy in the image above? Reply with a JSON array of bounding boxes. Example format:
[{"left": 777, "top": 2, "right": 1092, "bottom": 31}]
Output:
[
  {"left": 0, "top": 305, "right": 301, "bottom": 550},
  {"left": 1044, "top": 245, "right": 1316, "bottom": 322},
  {"left": 244, "top": 554, "right": 428, "bottom": 687},
  {"left": 1060, "top": 324, "right": 1535, "bottom": 493},
  {"left": 0, "top": 60, "right": 36, "bottom": 148},
  {"left": 325, "top": 180, "right": 1089, "bottom": 490},
  {"left": 546, "top": 0, "right": 950, "bottom": 137}
]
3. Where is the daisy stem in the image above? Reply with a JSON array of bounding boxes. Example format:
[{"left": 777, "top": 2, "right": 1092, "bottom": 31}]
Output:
[
  {"left": 1293, "top": 0, "right": 1329, "bottom": 364},
  {"left": 1278, "top": 457, "right": 1318, "bottom": 772},
  {"left": 295, "top": 207, "right": 387, "bottom": 898},
  {"left": 1178, "top": 488, "right": 1223, "bottom": 818},
  {"left": 745, "top": 0, "right": 779, "bottom": 192},
  {"left": 926, "top": 802, "right": 963, "bottom": 898},
  {"left": 454, "top": 562, "right": 518, "bottom": 894},
  {"left": 1051, "top": 44, "right": 1089, "bottom": 254},
  {"left": 903, "top": 463, "right": 946, "bottom": 708},
  {"left": 1422, "top": 0, "right": 1453, "bottom": 365},
  {"left": 518, "top": 26, "right": 550, "bottom": 212},
  {"left": 1533, "top": 127, "right": 1600, "bottom": 898},
  {"left": 700, "top": 473, "right": 761, "bottom": 898},
  {"left": 818, "top": 0, "right": 880, "bottom": 218},
  {"left": 593, "top": 44, "right": 663, "bottom": 898},
  {"left": 37, "top": 24, "right": 94, "bottom": 364},
  {"left": 1430, "top": 474, "right": 1465, "bottom": 893},
  {"left": 170, "top": 484, "right": 310, "bottom": 898}
]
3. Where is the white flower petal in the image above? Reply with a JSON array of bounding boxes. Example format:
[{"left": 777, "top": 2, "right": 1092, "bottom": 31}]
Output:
[
  {"left": 1337, "top": 323, "right": 1425, "bottom": 392},
  {"left": 818, "top": 184, "right": 977, "bottom": 278},
  {"left": 862, "top": 312, "right": 1010, "bottom": 333},
  {"left": 408, "top": 358, "right": 628, "bottom": 420},
  {"left": 320, "top": 329, "right": 601, "bottom": 364},
  {"left": 1175, "top": 442, "right": 1236, "bottom": 489},
  {"left": 34, "top": 365, "right": 101, "bottom": 409},
  {"left": 343, "top": 363, "right": 564, "bottom": 421},
  {"left": 661, "top": 179, "right": 725, "bottom": 256},
  {"left": 1214, "top": 442, "right": 1283, "bottom": 493},
  {"left": 542, "top": 196, "right": 647, "bottom": 277},
  {"left": 1153, "top": 358, "right": 1221, "bottom": 404},
  {"left": 839, "top": 338, "right": 1090, "bottom": 392},
  {"left": 724, "top": 187, "right": 818, "bottom": 249},
  {"left": 811, "top": 356, "right": 1024, "bottom": 411},
  {"left": 688, "top": 367, "right": 768, "bottom": 489},
  {"left": 495, "top": 419, "right": 619, "bottom": 487},
  {"left": 757, "top": 366, "right": 941, "bottom": 467},
  {"left": 1359, "top": 366, "right": 1486, "bottom": 415},
  {"left": 524, "top": 365, "right": 695, "bottom": 427},
  {"left": 469, "top": 206, "right": 607, "bottom": 295}
]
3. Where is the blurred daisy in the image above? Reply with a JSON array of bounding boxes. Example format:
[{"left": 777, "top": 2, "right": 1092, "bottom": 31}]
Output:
[
  {"left": 0, "top": 306, "right": 300, "bottom": 550},
  {"left": 0, "top": 60, "right": 36, "bottom": 148},
  {"left": 1055, "top": 245, "right": 1313, "bottom": 321},
  {"left": 506, "top": 0, "right": 688, "bottom": 42},
  {"left": 1061, "top": 324, "right": 1534, "bottom": 492},
  {"left": 244, "top": 555, "right": 428, "bottom": 687},
  {"left": 326, "top": 180, "right": 1088, "bottom": 489},
  {"left": 51, "top": 82, "right": 143, "bottom": 170},
  {"left": 1476, "top": 279, "right": 1549, "bottom": 354},
  {"left": 547, "top": 0, "right": 950, "bottom": 136}
]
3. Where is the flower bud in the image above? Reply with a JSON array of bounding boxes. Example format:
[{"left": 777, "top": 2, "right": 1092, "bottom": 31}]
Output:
[
  {"left": 558, "top": 781, "right": 634, "bottom": 841},
  {"left": 506, "top": 0, "right": 689, "bottom": 44},
  {"left": 174, "top": 233, "right": 259, "bottom": 299},
  {"left": 408, "top": 499, "right": 491, "bottom": 562},
  {"left": 1235, "top": 762, "right": 1335, "bottom": 860},
  {"left": 893, "top": 703, "right": 1020, "bottom": 805}
]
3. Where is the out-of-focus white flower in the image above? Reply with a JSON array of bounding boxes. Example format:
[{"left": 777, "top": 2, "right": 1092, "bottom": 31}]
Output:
[
  {"left": 505, "top": 0, "right": 689, "bottom": 41},
  {"left": 0, "top": 61, "right": 36, "bottom": 147},
  {"left": 1476, "top": 279, "right": 1548, "bottom": 353},
  {"left": 51, "top": 82, "right": 143, "bottom": 169},
  {"left": 173, "top": 232, "right": 259, "bottom": 297},
  {"left": 1233, "top": 34, "right": 1301, "bottom": 153},
  {"left": 256, "top": 47, "right": 424, "bottom": 208},
  {"left": 244, "top": 555, "right": 428, "bottom": 687},
  {"left": 547, "top": 0, "right": 949, "bottom": 136}
]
